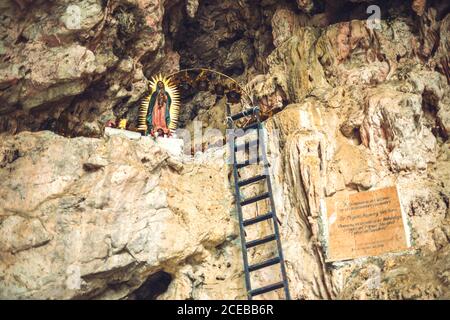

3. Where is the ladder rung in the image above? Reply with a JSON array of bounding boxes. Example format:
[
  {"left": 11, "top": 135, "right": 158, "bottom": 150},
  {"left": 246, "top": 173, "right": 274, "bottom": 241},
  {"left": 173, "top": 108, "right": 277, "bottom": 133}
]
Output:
[
  {"left": 235, "top": 139, "right": 258, "bottom": 151},
  {"left": 238, "top": 174, "right": 266, "bottom": 187},
  {"left": 231, "top": 108, "right": 258, "bottom": 121},
  {"left": 243, "top": 212, "right": 273, "bottom": 227},
  {"left": 240, "top": 192, "right": 269, "bottom": 206},
  {"left": 248, "top": 257, "right": 281, "bottom": 272},
  {"left": 250, "top": 281, "right": 284, "bottom": 297},
  {"left": 246, "top": 234, "right": 276, "bottom": 248},
  {"left": 241, "top": 122, "right": 259, "bottom": 132},
  {"left": 235, "top": 157, "right": 260, "bottom": 169}
]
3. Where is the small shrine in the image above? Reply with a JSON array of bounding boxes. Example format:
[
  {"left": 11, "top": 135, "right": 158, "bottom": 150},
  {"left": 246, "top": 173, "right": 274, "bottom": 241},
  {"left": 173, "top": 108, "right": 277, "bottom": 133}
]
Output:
[
  {"left": 137, "top": 74, "right": 181, "bottom": 137},
  {"left": 104, "top": 69, "right": 253, "bottom": 157}
]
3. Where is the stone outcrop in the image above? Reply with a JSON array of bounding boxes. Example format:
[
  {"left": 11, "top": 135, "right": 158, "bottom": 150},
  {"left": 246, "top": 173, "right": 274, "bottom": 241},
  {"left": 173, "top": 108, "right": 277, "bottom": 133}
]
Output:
[
  {"left": 0, "top": 0, "right": 449, "bottom": 300},
  {"left": 0, "top": 131, "right": 243, "bottom": 299}
]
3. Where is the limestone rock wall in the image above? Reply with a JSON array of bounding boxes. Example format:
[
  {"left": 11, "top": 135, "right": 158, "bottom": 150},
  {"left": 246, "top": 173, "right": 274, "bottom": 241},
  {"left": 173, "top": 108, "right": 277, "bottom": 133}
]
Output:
[
  {"left": 0, "top": 0, "right": 180, "bottom": 137},
  {"left": 258, "top": 7, "right": 449, "bottom": 299},
  {"left": 0, "top": 0, "right": 449, "bottom": 300},
  {"left": 0, "top": 131, "right": 244, "bottom": 299}
]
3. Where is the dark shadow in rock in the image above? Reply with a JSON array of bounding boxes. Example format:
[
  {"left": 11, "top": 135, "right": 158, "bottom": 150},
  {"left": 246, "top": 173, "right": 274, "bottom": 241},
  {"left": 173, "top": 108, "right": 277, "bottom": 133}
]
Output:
[
  {"left": 422, "top": 89, "right": 448, "bottom": 141},
  {"left": 132, "top": 271, "right": 172, "bottom": 300}
]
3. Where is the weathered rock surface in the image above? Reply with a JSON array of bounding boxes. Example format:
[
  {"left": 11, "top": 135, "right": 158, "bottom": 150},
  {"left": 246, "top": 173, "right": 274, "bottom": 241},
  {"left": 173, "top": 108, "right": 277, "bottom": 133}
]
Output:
[
  {"left": 0, "top": 0, "right": 449, "bottom": 300},
  {"left": 0, "top": 0, "right": 174, "bottom": 136},
  {"left": 255, "top": 4, "right": 450, "bottom": 299},
  {"left": 0, "top": 131, "right": 243, "bottom": 299}
]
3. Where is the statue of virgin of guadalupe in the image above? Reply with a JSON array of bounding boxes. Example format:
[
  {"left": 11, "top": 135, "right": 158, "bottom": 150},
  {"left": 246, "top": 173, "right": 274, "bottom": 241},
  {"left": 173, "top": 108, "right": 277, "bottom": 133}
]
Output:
[{"left": 147, "top": 81, "right": 171, "bottom": 136}]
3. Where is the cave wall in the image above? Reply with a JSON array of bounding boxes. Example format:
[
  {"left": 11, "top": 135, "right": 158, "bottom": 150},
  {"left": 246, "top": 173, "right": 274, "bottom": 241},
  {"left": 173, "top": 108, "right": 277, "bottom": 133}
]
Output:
[
  {"left": 0, "top": 131, "right": 243, "bottom": 299},
  {"left": 0, "top": 0, "right": 449, "bottom": 300},
  {"left": 2, "top": 0, "right": 447, "bottom": 139},
  {"left": 0, "top": 0, "right": 175, "bottom": 137}
]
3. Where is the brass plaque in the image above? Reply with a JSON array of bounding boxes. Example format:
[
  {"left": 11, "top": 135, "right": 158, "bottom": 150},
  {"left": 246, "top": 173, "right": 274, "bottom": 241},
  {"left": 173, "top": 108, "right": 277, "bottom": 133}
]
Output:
[{"left": 325, "top": 186, "right": 410, "bottom": 261}]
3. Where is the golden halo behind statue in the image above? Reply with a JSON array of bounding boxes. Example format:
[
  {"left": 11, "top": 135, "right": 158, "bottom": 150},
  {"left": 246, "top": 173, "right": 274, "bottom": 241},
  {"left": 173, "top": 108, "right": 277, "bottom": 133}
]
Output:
[{"left": 138, "top": 74, "right": 181, "bottom": 133}]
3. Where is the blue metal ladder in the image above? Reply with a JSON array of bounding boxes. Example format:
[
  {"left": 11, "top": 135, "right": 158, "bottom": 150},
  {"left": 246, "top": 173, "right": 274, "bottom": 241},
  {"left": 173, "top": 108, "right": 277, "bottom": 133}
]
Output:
[{"left": 226, "top": 104, "right": 291, "bottom": 300}]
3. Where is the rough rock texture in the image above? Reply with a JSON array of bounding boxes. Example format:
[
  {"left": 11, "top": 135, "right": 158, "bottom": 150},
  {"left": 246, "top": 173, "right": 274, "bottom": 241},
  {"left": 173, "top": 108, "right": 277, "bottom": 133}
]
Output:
[
  {"left": 0, "top": 131, "right": 243, "bottom": 299},
  {"left": 0, "top": 0, "right": 449, "bottom": 300},
  {"left": 0, "top": 0, "right": 177, "bottom": 137},
  {"left": 257, "top": 4, "right": 450, "bottom": 299}
]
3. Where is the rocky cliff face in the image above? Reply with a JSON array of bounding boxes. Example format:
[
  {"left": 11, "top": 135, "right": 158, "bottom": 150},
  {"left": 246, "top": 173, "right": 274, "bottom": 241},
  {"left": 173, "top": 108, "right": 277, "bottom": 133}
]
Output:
[
  {"left": 0, "top": 131, "right": 245, "bottom": 299},
  {"left": 0, "top": 0, "right": 449, "bottom": 299}
]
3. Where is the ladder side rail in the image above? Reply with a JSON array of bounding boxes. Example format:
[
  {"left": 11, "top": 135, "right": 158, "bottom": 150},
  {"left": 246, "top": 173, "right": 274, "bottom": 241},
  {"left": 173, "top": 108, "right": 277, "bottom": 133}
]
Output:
[
  {"left": 226, "top": 102, "right": 253, "bottom": 299},
  {"left": 255, "top": 108, "right": 291, "bottom": 300}
]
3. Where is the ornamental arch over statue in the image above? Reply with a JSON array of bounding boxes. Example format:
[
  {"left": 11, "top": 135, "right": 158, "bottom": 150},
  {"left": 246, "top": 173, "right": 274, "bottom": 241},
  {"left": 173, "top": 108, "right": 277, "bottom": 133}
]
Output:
[{"left": 138, "top": 68, "right": 256, "bottom": 139}]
